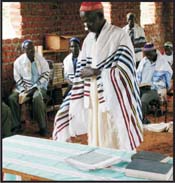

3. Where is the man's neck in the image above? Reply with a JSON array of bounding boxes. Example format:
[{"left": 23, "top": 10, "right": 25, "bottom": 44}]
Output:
[
  {"left": 95, "top": 20, "right": 106, "bottom": 40},
  {"left": 150, "top": 55, "right": 157, "bottom": 64},
  {"left": 28, "top": 56, "right": 34, "bottom": 63}
]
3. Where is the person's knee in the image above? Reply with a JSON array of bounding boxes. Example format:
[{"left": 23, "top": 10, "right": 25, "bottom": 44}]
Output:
[
  {"left": 142, "top": 101, "right": 148, "bottom": 115},
  {"left": 33, "top": 94, "right": 43, "bottom": 106},
  {"left": 8, "top": 93, "right": 18, "bottom": 103}
]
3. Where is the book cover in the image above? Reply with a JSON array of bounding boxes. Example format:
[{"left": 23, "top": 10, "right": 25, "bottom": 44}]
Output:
[
  {"left": 18, "top": 92, "right": 30, "bottom": 104},
  {"left": 125, "top": 159, "right": 173, "bottom": 180},
  {"left": 131, "top": 151, "right": 170, "bottom": 163},
  {"left": 65, "top": 150, "right": 121, "bottom": 171}
]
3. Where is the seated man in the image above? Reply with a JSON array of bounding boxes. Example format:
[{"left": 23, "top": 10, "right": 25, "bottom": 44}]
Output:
[
  {"left": 123, "top": 12, "right": 146, "bottom": 68},
  {"left": 8, "top": 40, "right": 50, "bottom": 136},
  {"left": 2, "top": 102, "right": 12, "bottom": 138},
  {"left": 162, "top": 41, "right": 173, "bottom": 67},
  {"left": 137, "top": 42, "right": 173, "bottom": 124},
  {"left": 63, "top": 37, "right": 81, "bottom": 98}
]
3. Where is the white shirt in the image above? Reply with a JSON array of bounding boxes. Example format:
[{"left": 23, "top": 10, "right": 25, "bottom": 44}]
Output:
[{"left": 162, "top": 54, "right": 173, "bottom": 66}]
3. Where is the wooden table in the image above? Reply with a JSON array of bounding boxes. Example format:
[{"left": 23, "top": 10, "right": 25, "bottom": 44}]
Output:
[{"left": 2, "top": 135, "right": 173, "bottom": 181}]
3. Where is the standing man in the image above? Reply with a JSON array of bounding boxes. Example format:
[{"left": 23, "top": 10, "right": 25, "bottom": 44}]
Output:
[
  {"left": 63, "top": 37, "right": 81, "bottom": 98},
  {"left": 8, "top": 40, "right": 50, "bottom": 136},
  {"left": 53, "top": 2, "right": 143, "bottom": 151},
  {"left": 123, "top": 12, "right": 146, "bottom": 68}
]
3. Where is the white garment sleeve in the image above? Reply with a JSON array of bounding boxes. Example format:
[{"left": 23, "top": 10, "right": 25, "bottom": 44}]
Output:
[
  {"left": 36, "top": 55, "right": 50, "bottom": 89},
  {"left": 14, "top": 59, "right": 25, "bottom": 92}
]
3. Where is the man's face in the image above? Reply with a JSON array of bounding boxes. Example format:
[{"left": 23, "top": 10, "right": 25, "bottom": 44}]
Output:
[
  {"left": 23, "top": 42, "right": 35, "bottom": 61},
  {"left": 164, "top": 46, "right": 172, "bottom": 56},
  {"left": 127, "top": 15, "right": 135, "bottom": 29},
  {"left": 69, "top": 41, "right": 80, "bottom": 58},
  {"left": 80, "top": 11, "right": 102, "bottom": 33},
  {"left": 144, "top": 50, "right": 157, "bottom": 62}
]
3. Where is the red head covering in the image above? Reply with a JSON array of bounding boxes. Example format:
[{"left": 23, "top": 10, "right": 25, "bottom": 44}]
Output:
[{"left": 80, "top": 2, "right": 103, "bottom": 12}]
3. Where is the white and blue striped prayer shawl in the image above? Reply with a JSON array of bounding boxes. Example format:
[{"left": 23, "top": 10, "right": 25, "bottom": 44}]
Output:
[
  {"left": 53, "top": 45, "right": 143, "bottom": 150},
  {"left": 14, "top": 53, "right": 50, "bottom": 92},
  {"left": 137, "top": 51, "right": 173, "bottom": 91},
  {"left": 123, "top": 23, "right": 146, "bottom": 62}
]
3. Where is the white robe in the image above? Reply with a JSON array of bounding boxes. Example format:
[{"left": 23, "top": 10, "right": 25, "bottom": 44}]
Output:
[{"left": 53, "top": 22, "right": 143, "bottom": 151}]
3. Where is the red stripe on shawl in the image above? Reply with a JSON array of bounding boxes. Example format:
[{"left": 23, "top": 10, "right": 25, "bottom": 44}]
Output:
[
  {"left": 85, "top": 83, "right": 90, "bottom": 87},
  {"left": 55, "top": 114, "right": 69, "bottom": 123},
  {"left": 55, "top": 123, "right": 69, "bottom": 138},
  {"left": 56, "top": 119, "right": 69, "bottom": 131},
  {"left": 99, "top": 100, "right": 105, "bottom": 104},
  {"left": 84, "top": 90, "right": 90, "bottom": 93},
  {"left": 71, "top": 92, "right": 84, "bottom": 97},
  {"left": 131, "top": 115, "right": 142, "bottom": 143},
  {"left": 99, "top": 96, "right": 105, "bottom": 103},
  {"left": 110, "top": 69, "right": 135, "bottom": 150},
  {"left": 71, "top": 95, "right": 84, "bottom": 100},
  {"left": 54, "top": 109, "right": 69, "bottom": 126},
  {"left": 84, "top": 93, "right": 90, "bottom": 96},
  {"left": 119, "top": 72, "right": 132, "bottom": 107},
  {"left": 120, "top": 72, "right": 142, "bottom": 143},
  {"left": 113, "top": 70, "right": 137, "bottom": 149},
  {"left": 72, "top": 86, "right": 84, "bottom": 90}
]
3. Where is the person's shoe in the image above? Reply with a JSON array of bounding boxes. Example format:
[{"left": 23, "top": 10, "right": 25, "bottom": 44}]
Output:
[
  {"left": 12, "top": 125, "right": 23, "bottom": 134},
  {"left": 35, "top": 128, "right": 48, "bottom": 137},
  {"left": 155, "top": 109, "right": 163, "bottom": 117},
  {"left": 142, "top": 118, "right": 151, "bottom": 124}
]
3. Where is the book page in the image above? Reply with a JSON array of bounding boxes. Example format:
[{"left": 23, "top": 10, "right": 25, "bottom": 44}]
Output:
[{"left": 65, "top": 150, "right": 121, "bottom": 170}]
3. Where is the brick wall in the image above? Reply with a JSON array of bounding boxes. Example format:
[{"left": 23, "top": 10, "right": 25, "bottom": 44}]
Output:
[
  {"left": 110, "top": 2, "right": 140, "bottom": 27},
  {"left": 59, "top": 2, "right": 84, "bottom": 35},
  {"left": 2, "top": 2, "right": 173, "bottom": 99},
  {"left": 144, "top": 2, "right": 173, "bottom": 51}
]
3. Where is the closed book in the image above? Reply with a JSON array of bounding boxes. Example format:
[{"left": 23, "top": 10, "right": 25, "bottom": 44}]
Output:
[
  {"left": 131, "top": 151, "right": 170, "bottom": 163},
  {"left": 125, "top": 159, "right": 173, "bottom": 180},
  {"left": 18, "top": 92, "right": 30, "bottom": 104}
]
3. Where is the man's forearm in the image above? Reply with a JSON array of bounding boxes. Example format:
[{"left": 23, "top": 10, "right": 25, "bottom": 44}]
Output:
[{"left": 80, "top": 67, "right": 101, "bottom": 78}]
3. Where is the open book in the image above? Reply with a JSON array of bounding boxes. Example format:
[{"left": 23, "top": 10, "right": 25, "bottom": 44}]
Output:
[{"left": 65, "top": 149, "right": 121, "bottom": 171}]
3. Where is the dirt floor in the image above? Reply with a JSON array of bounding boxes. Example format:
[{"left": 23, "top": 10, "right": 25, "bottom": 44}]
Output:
[{"left": 19, "top": 94, "right": 173, "bottom": 157}]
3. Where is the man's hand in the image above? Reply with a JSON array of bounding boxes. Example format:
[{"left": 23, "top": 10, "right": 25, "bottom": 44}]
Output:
[
  {"left": 65, "top": 79, "right": 73, "bottom": 85},
  {"left": 80, "top": 67, "right": 101, "bottom": 78},
  {"left": 26, "top": 87, "right": 37, "bottom": 97}
]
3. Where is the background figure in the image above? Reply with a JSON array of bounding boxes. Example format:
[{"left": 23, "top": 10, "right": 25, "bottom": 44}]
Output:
[
  {"left": 63, "top": 37, "right": 81, "bottom": 98},
  {"left": 162, "top": 41, "right": 173, "bottom": 67},
  {"left": 53, "top": 2, "right": 143, "bottom": 151},
  {"left": 137, "top": 42, "right": 173, "bottom": 124},
  {"left": 123, "top": 12, "right": 146, "bottom": 68},
  {"left": 8, "top": 40, "right": 50, "bottom": 136},
  {"left": 2, "top": 102, "right": 12, "bottom": 138}
]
